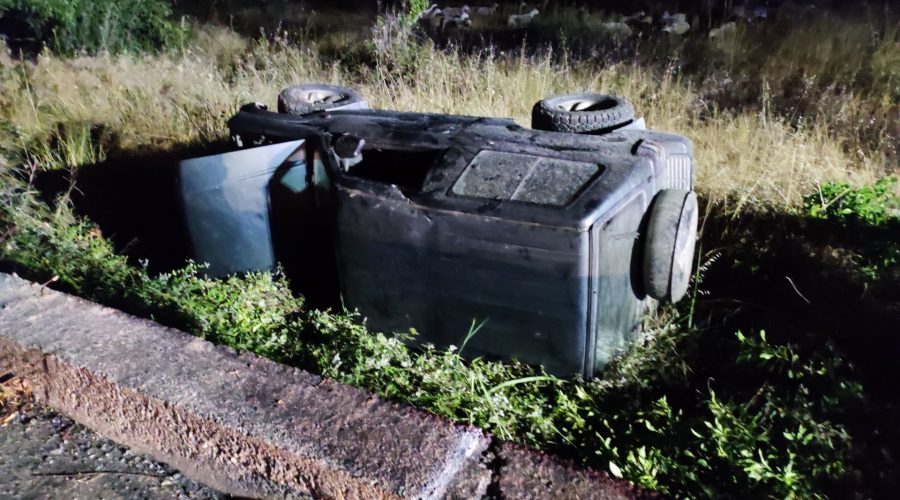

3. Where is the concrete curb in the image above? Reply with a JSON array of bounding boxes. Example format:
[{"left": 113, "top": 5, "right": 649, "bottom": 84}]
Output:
[{"left": 0, "top": 273, "right": 651, "bottom": 499}]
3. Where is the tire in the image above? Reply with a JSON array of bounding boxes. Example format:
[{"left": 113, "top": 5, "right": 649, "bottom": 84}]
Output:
[
  {"left": 643, "top": 189, "right": 699, "bottom": 303},
  {"left": 531, "top": 93, "right": 635, "bottom": 134},
  {"left": 277, "top": 83, "right": 369, "bottom": 115}
]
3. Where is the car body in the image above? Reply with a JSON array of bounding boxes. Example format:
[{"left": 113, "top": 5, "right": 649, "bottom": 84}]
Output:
[{"left": 179, "top": 93, "right": 696, "bottom": 377}]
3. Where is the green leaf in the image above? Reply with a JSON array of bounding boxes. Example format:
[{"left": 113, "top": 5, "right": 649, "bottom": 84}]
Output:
[{"left": 609, "top": 461, "right": 624, "bottom": 478}]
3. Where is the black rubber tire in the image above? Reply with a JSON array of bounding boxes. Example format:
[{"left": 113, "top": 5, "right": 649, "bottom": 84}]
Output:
[
  {"left": 277, "top": 83, "right": 369, "bottom": 115},
  {"left": 643, "top": 189, "right": 699, "bottom": 303},
  {"left": 531, "top": 93, "right": 635, "bottom": 133}
]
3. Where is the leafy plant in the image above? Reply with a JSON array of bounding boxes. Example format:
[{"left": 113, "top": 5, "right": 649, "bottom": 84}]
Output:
[
  {"left": 1, "top": 0, "right": 188, "bottom": 55},
  {"left": 803, "top": 177, "right": 899, "bottom": 282},
  {"left": 805, "top": 177, "right": 899, "bottom": 226},
  {"left": 402, "top": 0, "right": 430, "bottom": 28}
]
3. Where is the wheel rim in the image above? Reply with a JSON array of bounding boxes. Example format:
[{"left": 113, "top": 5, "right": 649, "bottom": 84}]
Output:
[
  {"left": 298, "top": 89, "right": 344, "bottom": 105},
  {"left": 554, "top": 96, "right": 618, "bottom": 112}
]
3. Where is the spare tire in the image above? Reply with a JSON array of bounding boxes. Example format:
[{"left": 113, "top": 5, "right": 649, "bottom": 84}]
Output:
[
  {"left": 278, "top": 83, "right": 369, "bottom": 115},
  {"left": 643, "top": 189, "right": 699, "bottom": 303},
  {"left": 531, "top": 93, "right": 635, "bottom": 134}
]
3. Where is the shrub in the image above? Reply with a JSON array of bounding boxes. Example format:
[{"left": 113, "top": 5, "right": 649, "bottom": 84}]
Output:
[
  {"left": 804, "top": 177, "right": 899, "bottom": 282},
  {"left": 1, "top": 0, "right": 188, "bottom": 55},
  {"left": 805, "top": 177, "right": 899, "bottom": 226}
]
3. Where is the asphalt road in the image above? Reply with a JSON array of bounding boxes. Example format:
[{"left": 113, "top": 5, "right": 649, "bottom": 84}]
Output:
[{"left": 0, "top": 402, "right": 223, "bottom": 499}]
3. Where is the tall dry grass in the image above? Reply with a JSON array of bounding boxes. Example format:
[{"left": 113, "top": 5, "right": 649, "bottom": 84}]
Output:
[{"left": 1, "top": 18, "right": 892, "bottom": 213}]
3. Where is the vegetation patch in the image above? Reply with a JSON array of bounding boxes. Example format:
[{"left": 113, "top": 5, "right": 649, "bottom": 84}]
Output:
[
  {"left": 1, "top": 4, "right": 898, "bottom": 497},
  {"left": 1, "top": 0, "right": 188, "bottom": 55},
  {"left": 805, "top": 177, "right": 900, "bottom": 283}
]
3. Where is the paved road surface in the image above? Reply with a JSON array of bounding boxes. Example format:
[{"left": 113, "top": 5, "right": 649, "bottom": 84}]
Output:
[{"left": 0, "top": 402, "right": 223, "bottom": 499}]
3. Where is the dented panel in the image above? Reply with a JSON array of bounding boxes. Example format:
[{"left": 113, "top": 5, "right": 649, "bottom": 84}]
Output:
[{"left": 178, "top": 140, "right": 306, "bottom": 278}]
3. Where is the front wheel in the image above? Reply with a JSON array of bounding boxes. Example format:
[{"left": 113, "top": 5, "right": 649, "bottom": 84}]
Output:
[{"left": 643, "top": 189, "right": 699, "bottom": 303}]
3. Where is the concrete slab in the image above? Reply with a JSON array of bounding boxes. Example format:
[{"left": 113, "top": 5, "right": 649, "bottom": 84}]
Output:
[
  {"left": 496, "top": 443, "right": 652, "bottom": 499},
  {"left": 0, "top": 273, "right": 651, "bottom": 498}
]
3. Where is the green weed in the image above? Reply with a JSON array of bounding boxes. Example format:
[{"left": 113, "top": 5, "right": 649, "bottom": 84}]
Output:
[
  {"left": 2, "top": 0, "right": 188, "bottom": 55},
  {"left": 806, "top": 177, "right": 899, "bottom": 226},
  {"left": 805, "top": 177, "right": 899, "bottom": 281}
]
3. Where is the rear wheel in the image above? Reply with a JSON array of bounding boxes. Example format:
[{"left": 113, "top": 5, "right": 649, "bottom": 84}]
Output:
[
  {"left": 531, "top": 93, "right": 635, "bottom": 133},
  {"left": 643, "top": 189, "right": 699, "bottom": 303},
  {"left": 277, "top": 83, "right": 369, "bottom": 115}
]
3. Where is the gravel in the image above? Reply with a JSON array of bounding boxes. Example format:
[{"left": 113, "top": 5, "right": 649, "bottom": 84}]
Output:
[{"left": 0, "top": 401, "right": 224, "bottom": 499}]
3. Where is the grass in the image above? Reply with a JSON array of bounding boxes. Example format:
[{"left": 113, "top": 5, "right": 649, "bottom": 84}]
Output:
[
  {"left": 0, "top": 21, "right": 890, "bottom": 211},
  {"left": 1, "top": 3, "right": 899, "bottom": 497}
]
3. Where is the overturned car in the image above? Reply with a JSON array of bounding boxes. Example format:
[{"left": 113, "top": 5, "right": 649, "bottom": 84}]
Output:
[{"left": 178, "top": 84, "right": 698, "bottom": 378}]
